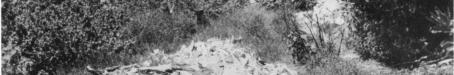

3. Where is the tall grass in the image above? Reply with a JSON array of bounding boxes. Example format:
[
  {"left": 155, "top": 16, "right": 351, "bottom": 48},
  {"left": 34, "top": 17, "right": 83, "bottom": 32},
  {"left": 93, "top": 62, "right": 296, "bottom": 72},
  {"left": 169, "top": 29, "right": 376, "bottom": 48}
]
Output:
[{"left": 193, "top": 5, "right": 299, "bottom": 63}]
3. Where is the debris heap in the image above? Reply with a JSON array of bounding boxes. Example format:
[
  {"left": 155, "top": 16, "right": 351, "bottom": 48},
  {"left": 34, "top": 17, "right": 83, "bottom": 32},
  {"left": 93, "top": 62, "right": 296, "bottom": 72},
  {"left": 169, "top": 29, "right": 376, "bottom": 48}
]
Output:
[{"left": 88, "top": 38, "right": 297, "bottom": 75}]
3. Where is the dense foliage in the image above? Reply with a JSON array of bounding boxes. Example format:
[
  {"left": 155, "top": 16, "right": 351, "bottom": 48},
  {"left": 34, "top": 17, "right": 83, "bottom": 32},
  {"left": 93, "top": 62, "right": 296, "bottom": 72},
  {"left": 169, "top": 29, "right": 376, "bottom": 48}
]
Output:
[
  {"left": 352, "top": 0, "right": 453, "bottom": 69},
  {"left": 1, "top": 0, "right": 139, "bottom": 74}
]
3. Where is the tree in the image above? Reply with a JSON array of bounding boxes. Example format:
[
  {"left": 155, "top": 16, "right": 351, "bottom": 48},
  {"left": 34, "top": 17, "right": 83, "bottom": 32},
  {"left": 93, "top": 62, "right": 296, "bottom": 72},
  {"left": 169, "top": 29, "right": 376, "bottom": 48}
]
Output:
[{"left": 352, "top": 0, "right": 453, "bottom": 69}]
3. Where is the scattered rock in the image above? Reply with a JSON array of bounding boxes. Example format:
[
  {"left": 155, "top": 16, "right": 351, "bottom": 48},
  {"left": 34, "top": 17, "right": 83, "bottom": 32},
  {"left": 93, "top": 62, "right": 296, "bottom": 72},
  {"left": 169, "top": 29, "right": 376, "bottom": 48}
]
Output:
[{"left": 88, "top": 38, "right": 297, "bottom": 75}]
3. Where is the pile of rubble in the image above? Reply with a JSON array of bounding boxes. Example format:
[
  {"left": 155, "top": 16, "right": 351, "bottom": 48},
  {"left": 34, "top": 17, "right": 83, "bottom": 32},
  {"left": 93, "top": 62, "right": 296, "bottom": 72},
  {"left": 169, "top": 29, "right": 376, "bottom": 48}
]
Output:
[{"left": 87, "top": 38, "right": 297, "bottom": 75}]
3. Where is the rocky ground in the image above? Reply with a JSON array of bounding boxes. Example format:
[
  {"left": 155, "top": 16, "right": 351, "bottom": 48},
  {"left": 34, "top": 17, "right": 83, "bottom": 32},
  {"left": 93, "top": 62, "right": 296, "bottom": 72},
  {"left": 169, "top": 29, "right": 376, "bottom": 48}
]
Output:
[{"left": 86, "top": 38, "right": 298, "bottom": 75}]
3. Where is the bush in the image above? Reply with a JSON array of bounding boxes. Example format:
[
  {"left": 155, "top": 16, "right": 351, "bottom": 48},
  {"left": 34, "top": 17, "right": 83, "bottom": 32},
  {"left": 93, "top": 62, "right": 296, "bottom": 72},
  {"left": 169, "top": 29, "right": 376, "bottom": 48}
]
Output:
[
  {"left": 2, "top": 0, "right": 134, "bottom": 74},
  {"left": 352, "top": 0, "right": 453, "bottom": 69}
]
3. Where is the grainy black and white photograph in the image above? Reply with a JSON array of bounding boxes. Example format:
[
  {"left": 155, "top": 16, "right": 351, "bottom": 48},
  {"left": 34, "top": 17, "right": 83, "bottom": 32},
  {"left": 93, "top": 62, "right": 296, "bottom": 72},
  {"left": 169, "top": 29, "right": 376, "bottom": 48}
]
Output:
[{"left": 1, "top": 0, "right": 453, "bottom": 75}]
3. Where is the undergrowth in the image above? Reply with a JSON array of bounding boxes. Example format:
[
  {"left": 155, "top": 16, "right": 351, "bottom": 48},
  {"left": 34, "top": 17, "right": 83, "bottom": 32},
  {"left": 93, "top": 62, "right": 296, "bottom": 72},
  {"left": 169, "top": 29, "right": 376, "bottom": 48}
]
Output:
[{"left": 2, "top": 0, "right": 452, "bottom": 75}]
